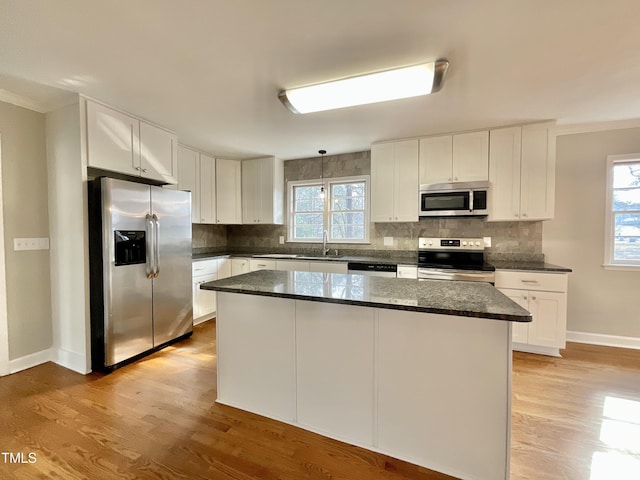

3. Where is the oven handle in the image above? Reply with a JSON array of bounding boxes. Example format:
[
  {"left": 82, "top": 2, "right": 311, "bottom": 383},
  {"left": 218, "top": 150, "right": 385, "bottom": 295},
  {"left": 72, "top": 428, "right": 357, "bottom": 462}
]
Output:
[{"left": 418, "top": 268, "right": 495, "bottom": 283}]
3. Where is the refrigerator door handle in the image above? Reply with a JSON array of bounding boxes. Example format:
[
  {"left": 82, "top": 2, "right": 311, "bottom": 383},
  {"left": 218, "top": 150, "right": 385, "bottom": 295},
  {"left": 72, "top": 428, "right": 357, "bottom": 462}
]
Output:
[
  {"left": 152, "top": 214, "right": 160, "bottom": 278},
  {"left": 145, "top": 214, "right": 154, "bottom": 279}
]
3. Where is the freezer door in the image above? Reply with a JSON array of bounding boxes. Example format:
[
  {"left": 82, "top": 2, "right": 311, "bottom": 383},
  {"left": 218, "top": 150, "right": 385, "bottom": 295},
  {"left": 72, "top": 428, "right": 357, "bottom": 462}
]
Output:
[
  {"left": 102, "top": 178, "right": 154, "bottom": 366},
  {"left": 150, "top": 186, "right": 193, "bottom": 345}
]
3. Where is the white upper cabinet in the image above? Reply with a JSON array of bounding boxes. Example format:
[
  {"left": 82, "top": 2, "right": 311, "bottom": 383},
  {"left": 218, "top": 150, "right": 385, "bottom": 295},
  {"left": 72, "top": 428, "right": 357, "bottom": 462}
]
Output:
[
  {"left": 216, "top": 158, "right": 242, "bottom": 224},
  {"left": 177, "top": 145, "right": 200, "bottom": 223},
  {"left": 139, "top": 121, "right": 178, "bottom": 183},
  {"left": 86, "top": 101, "right": 140, "bottom": 176},
  {"left": 86, "top": 99, "right": 178, "bottom": 184},
  {"left": 419, "top": 131, "right": 489, "bottom": 185},
  {"left": 199, "top": 154, "right": 217, "bottom": 224},
  {"left": 488, "top": 122, "right": 556, "bottom": 221},
  {"left": 242, "top": 156, "right": 284, "bottom": 224},
  {"left": 371, "top": 139, "right": 419, "bottom": 222}
]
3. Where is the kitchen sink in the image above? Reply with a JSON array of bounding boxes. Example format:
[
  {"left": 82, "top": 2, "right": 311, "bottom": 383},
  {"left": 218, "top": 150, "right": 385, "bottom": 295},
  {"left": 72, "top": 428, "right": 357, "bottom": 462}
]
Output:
[{"left": 253, "top": 254, "right": 299, "bottom": 259}]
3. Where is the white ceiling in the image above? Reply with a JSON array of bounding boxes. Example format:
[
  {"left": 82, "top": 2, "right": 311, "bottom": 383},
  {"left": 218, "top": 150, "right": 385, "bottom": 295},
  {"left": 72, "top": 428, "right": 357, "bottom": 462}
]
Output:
[{"left": 1, "top": 0, "right": 640, "bottom": 160}]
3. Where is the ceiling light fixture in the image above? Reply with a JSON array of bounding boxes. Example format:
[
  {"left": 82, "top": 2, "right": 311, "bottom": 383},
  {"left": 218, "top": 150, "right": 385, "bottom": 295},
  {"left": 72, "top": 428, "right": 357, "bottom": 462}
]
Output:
[
  {"left": 279, "top": 59, "right": 449, "bottom": 114},
  {"left": 319, "top": 149, "right": 326, "bottom": 200}
]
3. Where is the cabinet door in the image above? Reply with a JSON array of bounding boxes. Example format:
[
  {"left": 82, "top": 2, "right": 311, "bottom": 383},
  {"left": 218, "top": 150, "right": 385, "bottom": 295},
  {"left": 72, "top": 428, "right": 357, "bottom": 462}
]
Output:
[
  {"left": 419, "top": 135, "right": 453, "bottom": 184},
  {"left": 453, "top": 131, "right": 489, "bottom": 182},
  {"left": 231, "top": 258, "right": 250, "bottom": 276},
  {"left": 139, "top": 121, "right": 178, "bottom": 184},
  {"left": 528, "top": 291, "right": 566, "bottom": 348},
  {"left": 241, "top": 159, "right": 258, "bottom": 223},
  {"left": 488, "top": 126, "right": 522, "bottom": 221},
  {"left": 193, "top": 273, "right": 217, "bottom": 320},
  {"left": 371, "top": 143, "right": 396, "bottom": 222},
  {"left": 499, "top": 288, "right": 530, "bottom": 344},
  {"left": 216, "top": 159, "right": 242, "bottom": 224},
  {"left": 86, "top": 101, "right": 140, "bottom": 175},
  {"left": 520, "top": 122, "right": 556, "bottom": 220},
  {"left": 199, "top": 154, "right": 216, "bottom": 224},
  {"left": 276, "top": 260, "right": 309, "bottom": 272},
  {"left": 308, "top": 261, "right": 348, "bottom": 273},
  {"left": 177, "top": 146, "right": 200, "bottom": 223},
  {"left": 217, "top": 258, "right": 232, "bottom": 279},
  {"left": 393, "top": 139, "right": 419, "bottom": 222}
]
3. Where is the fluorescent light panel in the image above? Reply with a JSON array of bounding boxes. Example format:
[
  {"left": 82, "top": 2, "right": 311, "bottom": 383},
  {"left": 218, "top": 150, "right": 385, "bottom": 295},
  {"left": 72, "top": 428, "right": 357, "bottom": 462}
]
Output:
[{"left": 279, "top": 59, "right": 449, "bottom": 114}]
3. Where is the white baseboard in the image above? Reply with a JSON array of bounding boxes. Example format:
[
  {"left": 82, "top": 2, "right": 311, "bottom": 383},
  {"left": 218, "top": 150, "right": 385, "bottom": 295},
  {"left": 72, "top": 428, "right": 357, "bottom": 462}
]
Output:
[
  {"left": 512, "top": 343, "right": 561, "bottom": 357},
  {"left": 194, "top": 314, "right": 215, "bottom": 326},
  {"left": 567, "top": 331, "right": 640, "bottom": 350},
  {"left": 52, "top": 348, "right": 90, "bottom": 374},
  {"left": 9, "top": 348, "right": 53, "bottom": 374}
]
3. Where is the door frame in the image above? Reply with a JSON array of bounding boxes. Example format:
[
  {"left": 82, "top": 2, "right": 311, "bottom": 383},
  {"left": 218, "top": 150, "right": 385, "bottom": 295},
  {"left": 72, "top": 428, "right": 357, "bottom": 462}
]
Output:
[{"left": 0, "top": 135, "right": 10, "bottom": 375}]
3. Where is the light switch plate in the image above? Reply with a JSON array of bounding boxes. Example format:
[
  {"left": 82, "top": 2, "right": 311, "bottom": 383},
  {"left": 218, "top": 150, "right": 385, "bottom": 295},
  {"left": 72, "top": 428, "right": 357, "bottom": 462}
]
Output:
[
  {"left": 383, "top": 236, "right": 394, "bottom": 247},
  {"left": 14, "top": 237, "right": 50, "bottom": 251},
  {"left": 279, "top": 236, "right": 285, "bottom": 245},
  {"left": 483, "top": 237, "right": 492, "bottom": 248}
]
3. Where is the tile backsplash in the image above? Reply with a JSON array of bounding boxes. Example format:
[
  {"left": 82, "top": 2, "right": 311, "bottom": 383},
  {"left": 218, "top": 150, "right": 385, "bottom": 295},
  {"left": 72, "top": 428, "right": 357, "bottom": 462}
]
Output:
[{"left": 193, "top": 150, "right": 544, "bottom": 262}]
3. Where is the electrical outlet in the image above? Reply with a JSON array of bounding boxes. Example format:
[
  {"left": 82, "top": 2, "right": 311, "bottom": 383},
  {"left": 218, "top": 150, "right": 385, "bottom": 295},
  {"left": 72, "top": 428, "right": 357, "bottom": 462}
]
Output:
[
  {"left": 483, "top": 236, "right": 492, "bottom": 248},
  {"left": 383, "top": 236, "right": 394, "bottom": 247},
  {"left": 279, "top": 236, "right": 285, "bottom": 245},
  {"left": 14, "top": 237, "right": 50, "bottom": 251}
]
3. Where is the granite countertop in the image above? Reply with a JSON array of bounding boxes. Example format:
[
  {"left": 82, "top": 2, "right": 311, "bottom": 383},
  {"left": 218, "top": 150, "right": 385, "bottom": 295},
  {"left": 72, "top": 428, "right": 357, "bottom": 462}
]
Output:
[
  {"left": 489, "top": 260, "right": 572, "bottom": 273},
  {"left": 201, "top": 270, "right": 532, "bottom": 322},
  {"left": 192, "top": 251, "right": 572, "bottom": 272}
]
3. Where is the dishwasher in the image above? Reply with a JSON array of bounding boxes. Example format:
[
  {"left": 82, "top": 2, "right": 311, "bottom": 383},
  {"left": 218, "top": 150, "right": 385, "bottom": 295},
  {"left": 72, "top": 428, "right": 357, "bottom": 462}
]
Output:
[{"left": 347, "top": 262, "right": 397, "bottom": 277}]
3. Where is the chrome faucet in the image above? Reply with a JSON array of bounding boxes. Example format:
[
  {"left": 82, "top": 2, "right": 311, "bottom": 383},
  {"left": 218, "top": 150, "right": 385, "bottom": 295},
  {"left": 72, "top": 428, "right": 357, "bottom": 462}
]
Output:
[{"left": 322, "top": 229, "right": 329, "bottom": 256}]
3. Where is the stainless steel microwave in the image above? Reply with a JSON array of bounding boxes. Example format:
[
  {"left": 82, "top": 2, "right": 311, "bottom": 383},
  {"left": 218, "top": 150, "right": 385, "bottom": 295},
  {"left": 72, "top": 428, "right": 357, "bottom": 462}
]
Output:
[{"left": 419, "top": 181, "right": 489, "bottom": 217}]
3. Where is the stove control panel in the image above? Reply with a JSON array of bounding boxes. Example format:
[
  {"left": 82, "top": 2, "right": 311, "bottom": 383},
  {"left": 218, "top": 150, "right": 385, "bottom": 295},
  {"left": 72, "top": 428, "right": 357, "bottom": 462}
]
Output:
[{"left": 418, "top": 237, "right": 484, "bottom": 251}]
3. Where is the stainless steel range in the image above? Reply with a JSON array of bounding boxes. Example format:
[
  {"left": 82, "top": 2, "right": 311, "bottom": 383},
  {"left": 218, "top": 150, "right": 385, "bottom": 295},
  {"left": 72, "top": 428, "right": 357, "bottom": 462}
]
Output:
[{"left": 418, "top": 237, "right": 495, "bottom": 283}]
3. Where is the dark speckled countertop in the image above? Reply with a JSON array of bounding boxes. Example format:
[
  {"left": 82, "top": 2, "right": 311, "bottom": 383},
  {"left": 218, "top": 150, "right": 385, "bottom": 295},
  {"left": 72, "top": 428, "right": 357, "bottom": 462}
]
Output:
[
  {"left": 192, "top": 252, "right": 571, "bottom": 272},
  {"left": 201, "top": 270, "right": 532, "bottom": 322}
]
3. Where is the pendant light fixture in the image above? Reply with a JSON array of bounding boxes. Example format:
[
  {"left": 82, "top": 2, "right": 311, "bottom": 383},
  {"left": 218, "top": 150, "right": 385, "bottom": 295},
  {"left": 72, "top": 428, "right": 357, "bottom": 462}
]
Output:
[
  {"left": 279, "top": 59, "right": 449, "bottom": 114},
  {"left": 319, "top": 149, "right": 326, "bottom": 200}
]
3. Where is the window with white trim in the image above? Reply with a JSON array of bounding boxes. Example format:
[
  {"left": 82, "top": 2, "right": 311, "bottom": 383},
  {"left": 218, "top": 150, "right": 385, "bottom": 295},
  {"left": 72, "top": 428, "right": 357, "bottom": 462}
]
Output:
[
  {"left": 605, "top": 154, "right": 640, "bottom": 267},
  {"left": 288, "top": 176, "right": 370, "bottom": 243}
]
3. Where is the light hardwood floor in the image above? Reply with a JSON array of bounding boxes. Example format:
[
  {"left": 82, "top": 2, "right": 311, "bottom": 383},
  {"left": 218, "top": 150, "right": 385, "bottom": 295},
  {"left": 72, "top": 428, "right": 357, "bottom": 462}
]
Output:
[{"left": 1, "top": 321, "right": 639, "bottom": 479}]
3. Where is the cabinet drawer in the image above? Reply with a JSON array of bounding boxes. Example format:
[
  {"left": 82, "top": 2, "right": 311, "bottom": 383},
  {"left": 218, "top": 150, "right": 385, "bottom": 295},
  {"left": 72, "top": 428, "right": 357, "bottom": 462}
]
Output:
[
  {"left": 495, "top": 270, "right": 567, "bottom": 292},
  {"left": 192, "top": 259, "right": 218, "bottom": 276}
]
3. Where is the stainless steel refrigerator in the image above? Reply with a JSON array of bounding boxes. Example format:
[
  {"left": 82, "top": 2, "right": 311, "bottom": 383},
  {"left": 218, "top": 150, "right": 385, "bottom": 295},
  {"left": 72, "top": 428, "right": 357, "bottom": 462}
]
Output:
[{"left": 88, "top": 177, "right": 192, "bottom": 371}]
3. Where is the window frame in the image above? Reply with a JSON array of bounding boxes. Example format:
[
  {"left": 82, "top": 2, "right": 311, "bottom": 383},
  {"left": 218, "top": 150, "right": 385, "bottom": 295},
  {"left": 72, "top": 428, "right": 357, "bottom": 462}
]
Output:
[
  {"left": 604, "top": 153, "right": 640, "bottom": 270},
  {"left": 287, "top": 175, "right": 370, "bottom": 244}
]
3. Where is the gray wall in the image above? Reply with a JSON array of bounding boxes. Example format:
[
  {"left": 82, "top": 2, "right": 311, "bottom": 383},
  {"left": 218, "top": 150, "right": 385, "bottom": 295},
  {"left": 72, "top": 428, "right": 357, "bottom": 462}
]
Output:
[
  {"left": 227, "top": 151, "right": 543, "bottom": 260},
  {"left": 0, "top": 101, "right": 53, "bottom": 360},
  {"left": 544, "top": 127, "right": 640, "bottom": 339}
]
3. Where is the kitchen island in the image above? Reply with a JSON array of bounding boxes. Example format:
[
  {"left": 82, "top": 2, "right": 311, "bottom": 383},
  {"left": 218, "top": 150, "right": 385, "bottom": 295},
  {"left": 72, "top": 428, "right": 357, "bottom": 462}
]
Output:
[{"left": 201, "top": 271, "right": 531, "bottom": 480}]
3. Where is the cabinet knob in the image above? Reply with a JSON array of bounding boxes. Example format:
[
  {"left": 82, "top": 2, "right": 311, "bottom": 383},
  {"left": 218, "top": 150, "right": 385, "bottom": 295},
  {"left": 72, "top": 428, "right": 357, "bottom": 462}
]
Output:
[
  {"left": 522, "top": 213, "right": 528, "bottom": 217},
  {"left": 531, "top": 296, "right": 537, "bottom": 301},
  {"left": 142, "top": 168, "right": 148, "bottom": 173},
  {"left": 448, "top": 177, "right": 452, "bottom": 181},
  {"left": 523, "top": 296, "right": 527, "bottom": 300},
  {"left": 388, "top": 217, "right": 392, "bottom": 220},
  {"left": 454, "top": 176, "right": 458, "bottom": 181},
  {"left": 135, "top": 166, "right": 141, "bottom": 171}
]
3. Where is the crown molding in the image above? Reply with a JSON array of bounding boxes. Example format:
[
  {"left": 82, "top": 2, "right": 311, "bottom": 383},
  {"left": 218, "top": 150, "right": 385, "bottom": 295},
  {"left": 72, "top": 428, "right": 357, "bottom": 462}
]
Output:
[
  {"left": 556, "top": 118, "right": 640, "bottom": 136},
  {"left": 0, "top": 88, "right": 48, "bottom": 113}
]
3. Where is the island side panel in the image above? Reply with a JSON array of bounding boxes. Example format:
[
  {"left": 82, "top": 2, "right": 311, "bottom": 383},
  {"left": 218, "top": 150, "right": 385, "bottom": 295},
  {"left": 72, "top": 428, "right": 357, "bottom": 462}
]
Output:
[
  {"left": 216, "top": 292, "right": 296, "bottom": 422},
  {"left": 376, "top": 310, "right": 511, "bottom": 480},
  {"left": 295, "top": 301, "right": 375, "bottom": 446}
]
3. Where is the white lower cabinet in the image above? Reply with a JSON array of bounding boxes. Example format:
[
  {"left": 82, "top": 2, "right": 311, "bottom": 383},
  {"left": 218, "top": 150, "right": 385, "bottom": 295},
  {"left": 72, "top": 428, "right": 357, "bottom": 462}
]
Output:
[
  {"left": 231, "top": 258, "right": 250, "bottom": 276},
  {"left": 308, "top": 261, "right": 348, "bottom": 273},
  {"left": 249, "top": 259, "right": 277, "bottom": 271},
  {"left": 192, "top": 257, "right": 231, "bottom": 323},
  {"left": 276, "top": 260, "right": 309, "bottom": 272},
  {"left": 396, "top": 265, "right": 418, "bottom": 279},
  {"left": 495, "top": 270, "right": 568, "bottom": 356}
]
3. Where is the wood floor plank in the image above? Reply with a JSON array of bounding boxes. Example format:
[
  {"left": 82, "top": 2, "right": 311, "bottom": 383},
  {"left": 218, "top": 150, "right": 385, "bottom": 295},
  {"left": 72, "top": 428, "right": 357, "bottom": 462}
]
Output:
[{"left": 2, "top": 321, "right": 640, "bottom": 479}]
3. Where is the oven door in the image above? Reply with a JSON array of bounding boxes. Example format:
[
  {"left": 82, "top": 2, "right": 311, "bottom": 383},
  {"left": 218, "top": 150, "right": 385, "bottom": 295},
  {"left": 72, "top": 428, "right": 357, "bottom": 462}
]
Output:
[{"left": 419, "top": 190, "right": 472, "bottom": 216}]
